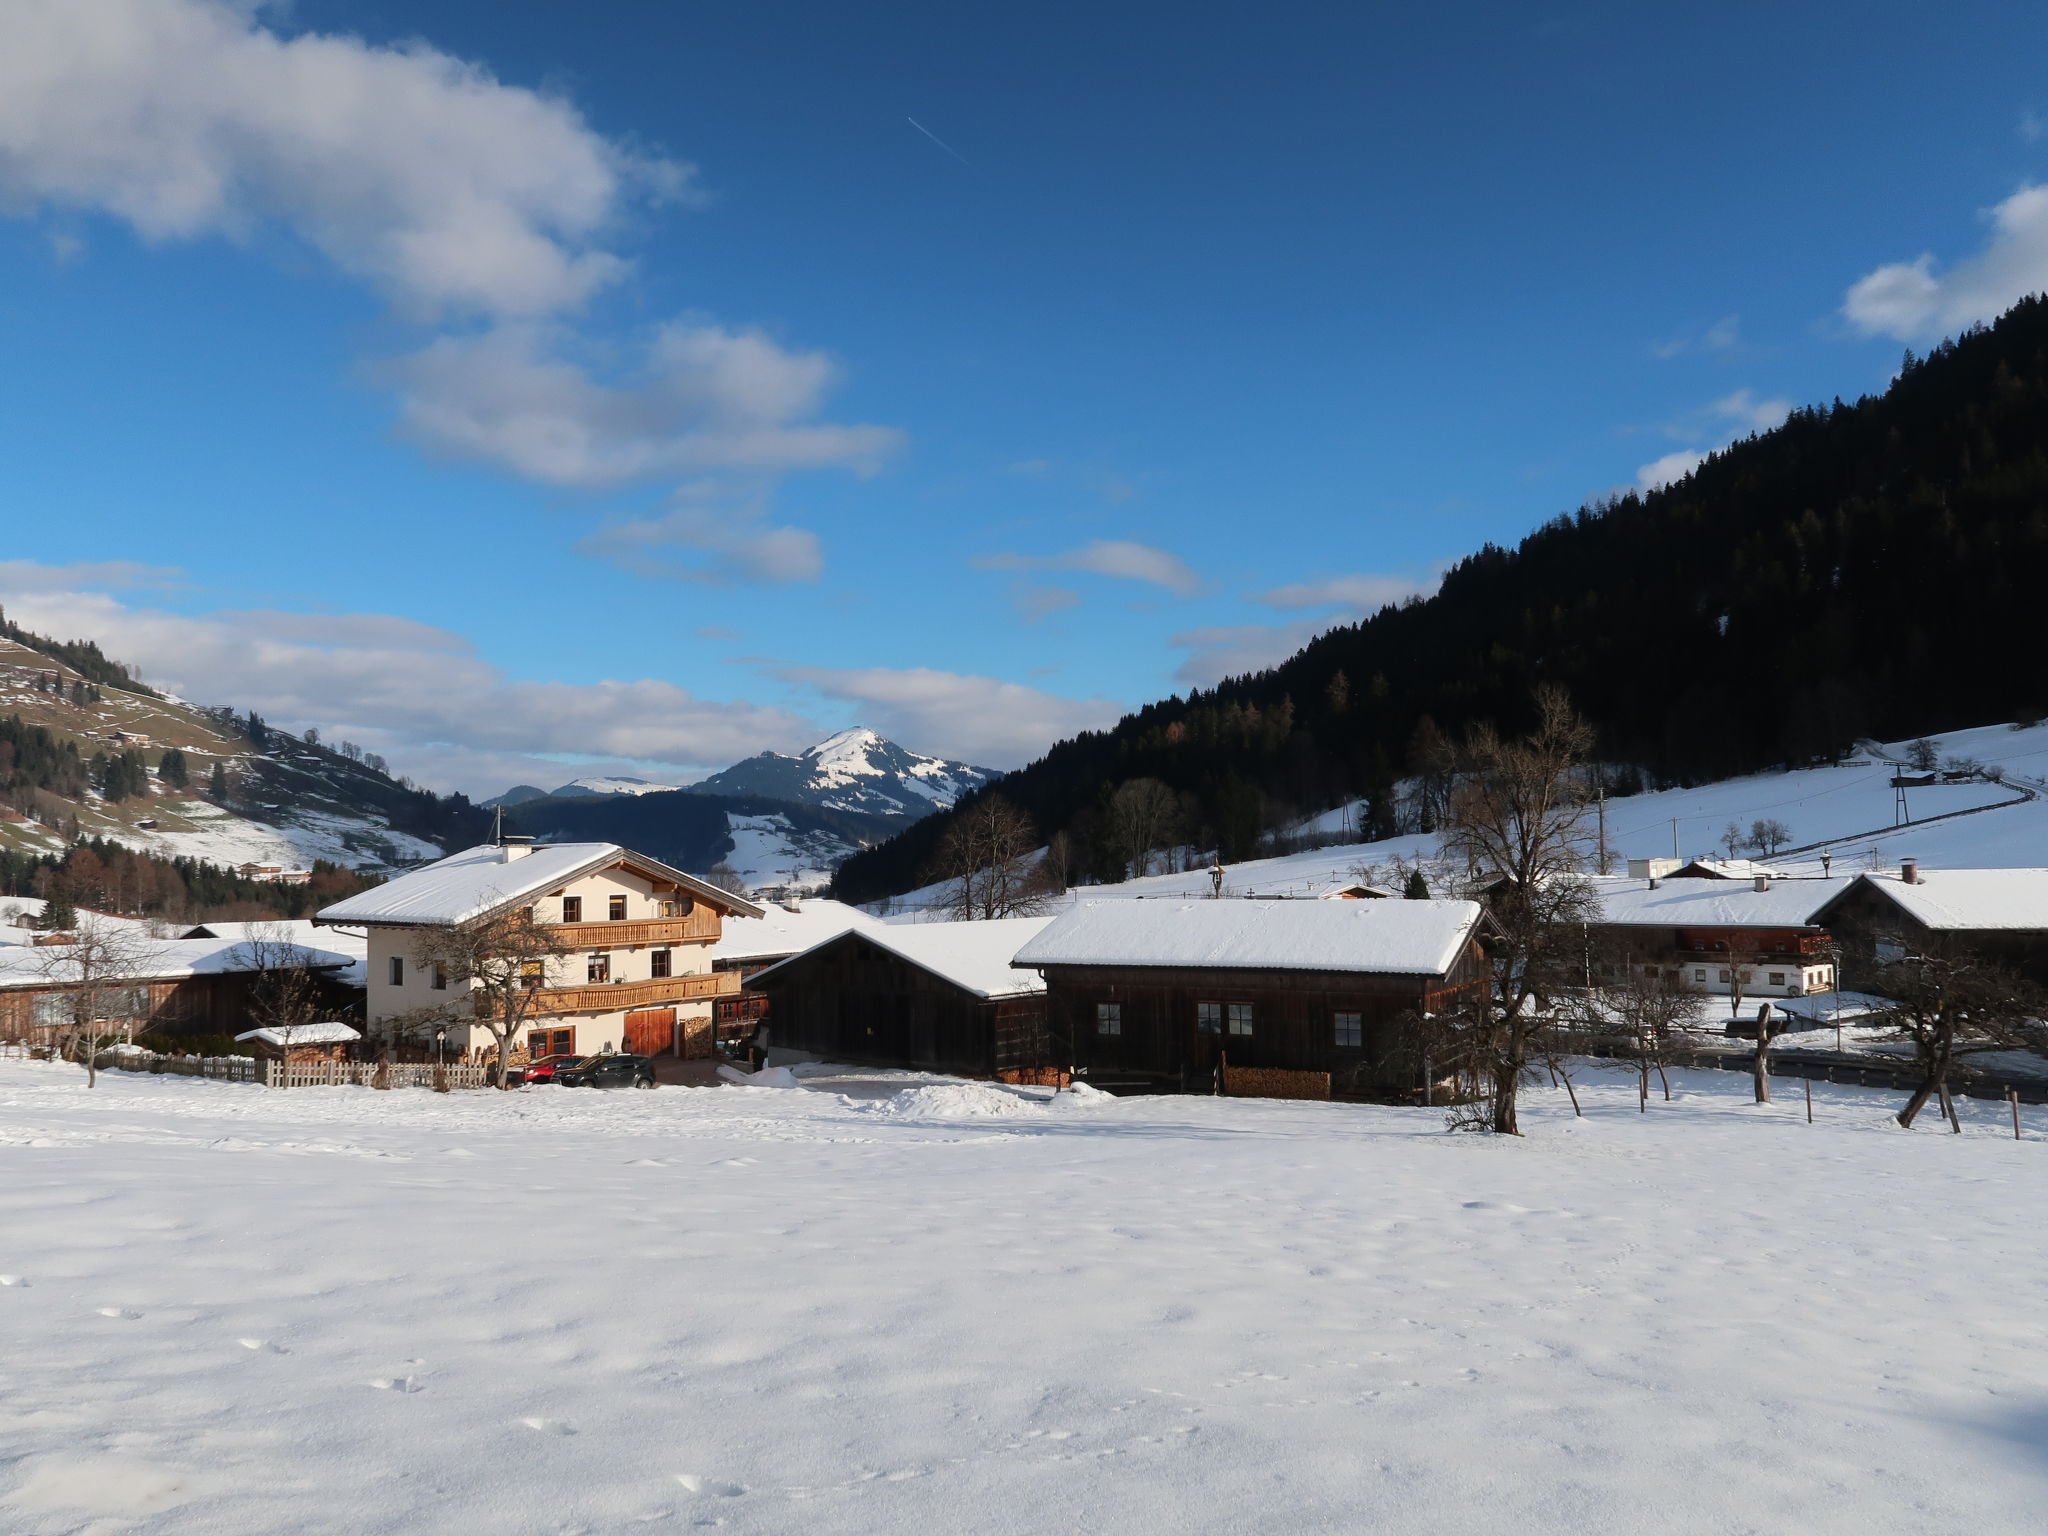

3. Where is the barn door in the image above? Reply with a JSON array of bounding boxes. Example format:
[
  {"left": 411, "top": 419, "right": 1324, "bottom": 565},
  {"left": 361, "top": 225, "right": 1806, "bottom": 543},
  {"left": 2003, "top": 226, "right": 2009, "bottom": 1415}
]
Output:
[{"left": 624, "top": 1007, "right": 677, "bottom": 1056}]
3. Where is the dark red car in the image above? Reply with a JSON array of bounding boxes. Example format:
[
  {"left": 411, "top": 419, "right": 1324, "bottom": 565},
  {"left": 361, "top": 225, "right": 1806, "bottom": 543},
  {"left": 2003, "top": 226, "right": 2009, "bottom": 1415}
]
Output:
[{"left": 516, "top": 1054, "right": 583, "bottom": 1086}]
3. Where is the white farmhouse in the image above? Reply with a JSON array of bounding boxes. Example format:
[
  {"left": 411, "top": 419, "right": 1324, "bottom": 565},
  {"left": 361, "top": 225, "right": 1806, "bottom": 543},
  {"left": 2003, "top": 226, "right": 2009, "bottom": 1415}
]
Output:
[{"left": 315, "top": 839, "right": 762, "bottom": 1061}]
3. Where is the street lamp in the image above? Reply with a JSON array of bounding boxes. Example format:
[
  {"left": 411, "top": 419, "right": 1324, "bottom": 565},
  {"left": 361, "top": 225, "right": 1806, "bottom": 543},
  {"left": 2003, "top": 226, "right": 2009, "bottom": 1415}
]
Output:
[{"left": 434, "top": 1025, "right": 446, "bottom": 1067}]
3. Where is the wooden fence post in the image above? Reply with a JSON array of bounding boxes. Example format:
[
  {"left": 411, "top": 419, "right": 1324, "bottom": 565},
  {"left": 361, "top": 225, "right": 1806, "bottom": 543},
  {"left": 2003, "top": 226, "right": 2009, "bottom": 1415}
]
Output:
[
  {"left": 1804, "top": 1076, "right": 1812, "bottom": 1124},
  {"left": 2011, "top": 1087, "right": 2022, "bottom": 1141}
]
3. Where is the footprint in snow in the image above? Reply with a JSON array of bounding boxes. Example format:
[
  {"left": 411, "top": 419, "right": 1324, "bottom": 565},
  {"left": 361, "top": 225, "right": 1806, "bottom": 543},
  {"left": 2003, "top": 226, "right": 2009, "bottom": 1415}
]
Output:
[
  {"left": 521, "top": 1418, "right": 577, "bottom": 1435},
  {"left": 369, "top": 1376, "right": 423, "bottom": 1393},
  {"left": 0, "top": 1274, "right": 27, "bottom": 1287},
  {"left": 238, "top": 1338, "right": 289, "bottom": 1353},
  {"left": 97, "top": 1307, "right": 142, "bottom": 1320},
  {"left": 674, "top": 1475, "right": 747, "bottom": 1497}
]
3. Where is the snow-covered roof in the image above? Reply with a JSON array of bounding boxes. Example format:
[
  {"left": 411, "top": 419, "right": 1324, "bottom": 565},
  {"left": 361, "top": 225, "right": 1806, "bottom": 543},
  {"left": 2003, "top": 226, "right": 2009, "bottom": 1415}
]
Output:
[
  {"left": 749, "top": 914, "right": 1056, "bottom": 999},
  {"left": 1590, "top": 876, "right": 1850, "bottom": 929},
  {"left": 314, "top": 843, "right": 762, "bottom": 927},
  {"left": 711, "top": 899, "right": 881, "bottom": 965},
  {"left": 0, "top": 934, "right": 360, "bottom": 989},
  {"left": 1012, "top": 898, "right": 1486, "bottom": 977},
  {"left": 1671, "top": 859, "right": 1789, "bottom": 880},
  {"left": 234, "top": 1021, "right": 361, "bottom": 1046},
  {"left": 1822, "top": 868, "right": 2048, "bottom": 931}
]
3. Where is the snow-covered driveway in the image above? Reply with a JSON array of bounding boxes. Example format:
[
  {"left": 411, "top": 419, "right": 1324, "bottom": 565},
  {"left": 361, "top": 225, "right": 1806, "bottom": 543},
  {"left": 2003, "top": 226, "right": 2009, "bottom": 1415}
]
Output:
[{"left": 2, "top": 1063, "right": 2044, "bottom": 1534}]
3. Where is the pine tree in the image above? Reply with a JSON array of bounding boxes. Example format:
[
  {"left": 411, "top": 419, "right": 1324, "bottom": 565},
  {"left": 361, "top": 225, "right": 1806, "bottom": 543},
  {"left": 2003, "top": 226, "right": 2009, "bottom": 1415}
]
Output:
[
  {"left": 1404, "top": 869, "right": 1430, "bottom": 899},
  {"left": 158, "top": 748, "right": 188, "bottom": 789},
  {"left": 209, "top": 762, "right": 229, "bottom": 800}
]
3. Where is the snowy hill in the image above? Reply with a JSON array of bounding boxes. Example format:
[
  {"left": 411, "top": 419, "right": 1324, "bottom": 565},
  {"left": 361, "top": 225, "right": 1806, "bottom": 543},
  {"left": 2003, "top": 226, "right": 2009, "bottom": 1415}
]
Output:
[
  {"left": 876, "top": 718, "right": 2048, "bottom": 917},
  {"left": 0, "top": 626, "right": 481, "bottom": 876},
  {"left": 685, "top": 727, "right": 999, "bottom": 820},
  {"left": 550, "top": 775, "right": 674, "bottom": 799}
]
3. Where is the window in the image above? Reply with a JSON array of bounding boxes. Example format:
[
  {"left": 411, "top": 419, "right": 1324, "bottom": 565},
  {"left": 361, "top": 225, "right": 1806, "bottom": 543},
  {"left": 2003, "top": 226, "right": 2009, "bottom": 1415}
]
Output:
[
  {"left": 587, "top": 953, "right": 610, "bottom": 984},
  {"left": 529, "top": 1027, "right": 575, "bottom": 1057},
  {"left": 1227, "top": 1003, "right": 1254, "bottom": 1036},
  {"left": 651, "top": 948, "right": 672, "bottom": 979},
  {"left": 388, "top": 956, "right": 405, "bottom": 987},
  {"left": 1096, "top": 1002, "right": 1122, "bottom": 1036},
  {"left": 660, "top": 898, "right": 694, "bottom": 918},
  {"left": 1694, "top": 969, "right": 1707, "bottom": 982},
  {"left": 1718, "top": 970, "right": 1731, "bottom": 984},
  {"left": 1333, "top": 1011, "right": 1363, "bottom": 1048},
  {"left": 518, "top": 960, "right": 546, "bottom": 990},
  {"left": 561, "top": 896, "right": 582, "bottom": 923},
  {"left": 609, "top": 894, "right": 628, "bottom": 921},
  {"left": 430, "top": 962, "right": 447, "bottom": 991},
  {"left": 1768, "top": 972, "right": 1785, "bottom": 987},
  {"left": 1197, "top": 1001, "right": 1222, "bottom": 1034}
]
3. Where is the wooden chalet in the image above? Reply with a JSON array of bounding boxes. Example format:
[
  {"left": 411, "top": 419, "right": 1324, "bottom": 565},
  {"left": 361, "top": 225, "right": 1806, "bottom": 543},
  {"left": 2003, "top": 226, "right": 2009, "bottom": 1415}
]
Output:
[
  {"left": 1587, "top": 874, "right": 1847, "bottom": 998},
  {"left": 1010, "top": 898, "right": 1492, "bottom": 1098},
  {"left": 707, "top": 899, "right": 881, "bottom": 1042},
  {"left": 1806, "top": 861, "right": 2048, "bottom": 984},
  {"left": 743, "top": 916, "right": 1054, "bottom": 1079}
]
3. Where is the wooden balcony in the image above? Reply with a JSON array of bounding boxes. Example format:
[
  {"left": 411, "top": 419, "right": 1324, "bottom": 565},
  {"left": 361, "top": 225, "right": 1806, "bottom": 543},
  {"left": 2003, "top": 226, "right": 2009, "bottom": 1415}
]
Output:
[
  {"left": 550, "top": 913, "right": 720, "bottom": 948},
  {"left": 523, "top": 971, "right": 739, "bottom": 1015}
]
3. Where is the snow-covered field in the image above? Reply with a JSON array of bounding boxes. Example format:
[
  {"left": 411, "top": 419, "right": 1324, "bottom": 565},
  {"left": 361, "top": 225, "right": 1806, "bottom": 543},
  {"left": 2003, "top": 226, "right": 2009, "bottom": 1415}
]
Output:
[{"left": 4, "top": 1061, "right": 2047, "bottom": 1534}]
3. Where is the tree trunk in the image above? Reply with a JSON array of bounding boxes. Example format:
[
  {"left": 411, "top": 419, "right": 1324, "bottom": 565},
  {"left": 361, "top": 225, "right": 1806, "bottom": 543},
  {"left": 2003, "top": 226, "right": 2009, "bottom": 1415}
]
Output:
[
  {"left": 496, "top": 1030, "right": 516, "bottom": 1090},
  {"left": 1656, "top": 1062, "right": 1672, "bottom": 1100},
  {"left": 1940, "top": 1082, "right": 1962, "bottom": 1134},
  {"left": 1753, "top": 1034, "right": 1772, "bottom": 1104},
  {"left": 1898, "top": 1073, "right": 1938, "bottom": 1129}
]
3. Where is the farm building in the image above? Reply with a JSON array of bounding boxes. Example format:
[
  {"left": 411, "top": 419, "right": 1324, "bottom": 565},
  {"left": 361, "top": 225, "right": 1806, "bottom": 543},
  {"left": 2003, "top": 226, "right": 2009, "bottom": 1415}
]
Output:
[
  {"left": 744, "top": 916, "right": 1055, "bottom": 1079},
  {"left": 707, "top": 898, "right": 881, "bottom": 1039},
  {"left": 234, "top": 1020, "right": 362, "bottom": 1062},
  {"left": 1010, "top": 897, "right": 1492, "bottom": 1098},
  {"left": 1586, "top": 874, "right": 1849, "bottom": 998},
  {"left": 1806, "top": 862, "right": 2048, "bottom": 984}
]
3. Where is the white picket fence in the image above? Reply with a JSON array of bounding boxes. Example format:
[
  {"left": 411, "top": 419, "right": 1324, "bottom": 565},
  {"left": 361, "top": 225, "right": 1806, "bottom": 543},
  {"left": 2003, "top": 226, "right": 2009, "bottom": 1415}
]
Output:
[{"left": 91, "top": 1049, "right": 487, "bottom": 1090}]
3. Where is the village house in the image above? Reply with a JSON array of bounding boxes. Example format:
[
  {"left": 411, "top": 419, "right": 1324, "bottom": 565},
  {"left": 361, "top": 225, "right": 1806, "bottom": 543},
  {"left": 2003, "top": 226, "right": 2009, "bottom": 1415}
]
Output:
[
  {"left": 1010, "top": 897, "right": 1492, "bottom": 1098},
  {"left": 315, "top": 838, "right": 762, "bottom": 1061},
  {"left": 1587, "top": 874, "right": 1848, "bottom": 998},
  {"left": 743, "top": 915, "right": 1055, "bottom": 1079},
  {"left": 0, "top": 929, "right": 362, "bottom": 1044},
  {"left": 1806, "top": 861, "right": 2048, "bottom": 984}
]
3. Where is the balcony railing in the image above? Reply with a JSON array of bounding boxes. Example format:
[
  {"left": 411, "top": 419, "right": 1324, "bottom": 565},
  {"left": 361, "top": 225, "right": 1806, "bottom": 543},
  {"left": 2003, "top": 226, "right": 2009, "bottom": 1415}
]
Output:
[
  {"left": 550, "top": 913, "right": 720, "bottom": 948},
  {"left": 522, "top": 971, "right": 738, "bottom": 1015}
]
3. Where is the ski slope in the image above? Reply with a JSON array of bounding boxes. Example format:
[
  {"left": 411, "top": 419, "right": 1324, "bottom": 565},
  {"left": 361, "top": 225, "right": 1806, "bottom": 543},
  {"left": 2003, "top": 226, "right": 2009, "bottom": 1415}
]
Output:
[{"left": 3, "top": 1060, "right": 2045, "bottom": 1535}]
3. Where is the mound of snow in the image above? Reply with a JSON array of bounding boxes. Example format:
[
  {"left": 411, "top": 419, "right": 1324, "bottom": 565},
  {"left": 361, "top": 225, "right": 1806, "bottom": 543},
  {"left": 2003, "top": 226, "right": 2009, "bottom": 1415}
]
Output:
[
  {"left": 715, "top": 1063, "right": 801, "bottom": 1089},
  {"left": 859, "top": 1082, "right": 1046, "bottom": 1119},
  {"left": 1059, "top": 1080, "right": 1113, "bottom": 1103}
]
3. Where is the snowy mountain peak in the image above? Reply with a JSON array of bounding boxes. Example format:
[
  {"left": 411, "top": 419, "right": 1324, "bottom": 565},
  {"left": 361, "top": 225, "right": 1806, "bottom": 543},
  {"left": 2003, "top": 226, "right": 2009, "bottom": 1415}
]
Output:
[
  {"left": 685, "top": 729, "right": 1000, "bottom": 820},
  {"left": 550, "top": 776, "right": 672, "bottom": 799}
]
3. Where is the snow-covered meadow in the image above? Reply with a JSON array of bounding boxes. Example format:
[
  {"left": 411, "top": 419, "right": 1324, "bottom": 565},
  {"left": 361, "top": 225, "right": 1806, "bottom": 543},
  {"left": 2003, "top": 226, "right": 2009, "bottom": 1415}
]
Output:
[{"left": 3, "top": 1062, "right": 2046, "bottom": 1535}]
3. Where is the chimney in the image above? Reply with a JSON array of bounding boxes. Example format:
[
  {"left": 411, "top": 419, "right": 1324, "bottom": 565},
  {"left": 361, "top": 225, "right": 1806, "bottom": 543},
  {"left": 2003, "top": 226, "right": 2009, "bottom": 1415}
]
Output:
[
  {"left": 498, "top": 833, "right": 535, "bottom": 862},
  {"left": 1754, "top": 874, "right": 1770, "bottom": 893},
  {"left": 1901, "top": 857, "right": 1919, "bottom": 884},
  {"left": 1648, "top": 877, "right": 1660, "bottom": 890}
]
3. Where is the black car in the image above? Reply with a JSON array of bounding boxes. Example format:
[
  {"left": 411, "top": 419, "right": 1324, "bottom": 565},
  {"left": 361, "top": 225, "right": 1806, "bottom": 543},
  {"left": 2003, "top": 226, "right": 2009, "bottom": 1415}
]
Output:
[{"left": 555, "top": 1053, "right": 657, "bottom": 1089}]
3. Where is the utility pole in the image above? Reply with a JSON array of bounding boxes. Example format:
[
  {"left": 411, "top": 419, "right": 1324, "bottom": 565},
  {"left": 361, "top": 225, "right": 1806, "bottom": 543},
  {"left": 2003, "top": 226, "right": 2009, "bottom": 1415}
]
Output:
[
  {"left": 1670, "top": 817, "right": 1679, "bottom": 860},
  {"left": 1596, "top": 785, "right": 1611, "bottom": 875}
]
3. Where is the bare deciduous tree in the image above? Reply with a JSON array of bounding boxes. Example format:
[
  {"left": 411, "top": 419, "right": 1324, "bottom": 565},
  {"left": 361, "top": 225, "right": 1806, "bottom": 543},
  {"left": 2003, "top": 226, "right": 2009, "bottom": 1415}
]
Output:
[
  {"left": 236, "top": 923, "right": 331, "bottom": 1053},
  {"left": 1747, "top": 818, "right": 1792, "bottom": 858},
  {"left": 702, "top": 862, "right": 751, "bottom": 898},
  {"left": 31, "top": 919, "right": 158, "bottom": 1087},
  {"left": 1596, "top": 969, "right": 1700, "bottom": 1109},
  {"left": 930, "top": 794, "right": 1050, "bottom": 920},
  {"left": 404, "top": 908, "right": 573, "bottom": 1088},
  {"left": 1433, "top": 686, "right": 1599, "bottom": 1135},
  {"left": 1869, "top": 945, "right": 2046, "bottom": 1131},
  {"left": 1106, "top": 778, "right": 1181, "bottom": 879}
]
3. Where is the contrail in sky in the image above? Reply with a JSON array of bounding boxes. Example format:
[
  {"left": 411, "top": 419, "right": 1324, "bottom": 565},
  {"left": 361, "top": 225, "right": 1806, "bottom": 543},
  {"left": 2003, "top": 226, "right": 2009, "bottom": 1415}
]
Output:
[{"left": 906, "top": 117, "right": 972, "bottom": 168}]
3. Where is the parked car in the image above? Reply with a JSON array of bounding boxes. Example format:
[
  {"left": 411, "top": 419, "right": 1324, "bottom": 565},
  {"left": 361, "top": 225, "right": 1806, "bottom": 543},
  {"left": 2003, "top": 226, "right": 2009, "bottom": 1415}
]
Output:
[
  {"left": 555, "top": 1053, "right": 657, "bottom": 1090},
  {"left": 516, "top": 1054, "right": 583, "bottom": 1086}
]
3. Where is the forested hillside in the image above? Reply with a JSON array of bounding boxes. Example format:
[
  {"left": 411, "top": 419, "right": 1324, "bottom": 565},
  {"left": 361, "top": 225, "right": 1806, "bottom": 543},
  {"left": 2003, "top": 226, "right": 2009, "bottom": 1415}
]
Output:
[{"left": 839, "top": 296, "right": 2048, "bottom": 901}]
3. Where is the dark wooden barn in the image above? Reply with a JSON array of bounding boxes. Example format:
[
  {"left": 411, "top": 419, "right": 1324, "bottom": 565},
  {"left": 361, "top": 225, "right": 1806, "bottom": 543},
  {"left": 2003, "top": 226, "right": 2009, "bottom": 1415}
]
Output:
[
  {"left": 1010, "top": 898, "right": 1492, "bottom": 1098},
  {"left": 1807, "top": 864, "right": 2048, "bottom": 985},
  {"left": 743, "top": 916, "right": 1055, "bottom": 1079}
]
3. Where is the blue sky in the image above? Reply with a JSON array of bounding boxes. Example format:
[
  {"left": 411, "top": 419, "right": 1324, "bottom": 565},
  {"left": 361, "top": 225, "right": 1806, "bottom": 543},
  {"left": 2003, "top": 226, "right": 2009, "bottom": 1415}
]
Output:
[{"left": 2, "top": 0, "right": 2045, "bottom": 792}]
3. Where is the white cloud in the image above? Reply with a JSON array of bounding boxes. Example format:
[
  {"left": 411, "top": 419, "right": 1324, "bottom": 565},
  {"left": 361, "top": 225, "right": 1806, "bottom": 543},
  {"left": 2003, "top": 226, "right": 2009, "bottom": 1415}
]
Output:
[
  {"left": 0, "top": 572, "right": 815, "bottom": 793},
  {"left": 1652, "top": 314, "right": 1741, "bottom": 359},
  {"left": 579, "top": 483, "right": 824, "bottom": 585},
  {"left": 386, "top": 321, "right": 901, "bottom": 488},
  {"left": 1169, "top": 620, "right": 1333, "bottom": 688},
  {"left": 0, "top": 559, "right": 180, "bottom": 592},
  {"left": 0, "top": 0, "right": 682, "bottom": 321},
  {"left": 1253, "top": 574, "right": 1428, "bottom": 613},
  {"left": 1844, "top": 184, "right": 2048, "bottom": 340},
  {"left": 976, "top": 539, "right": 1201, "bottom": 597},
  {"left": 1710, "top": 388, "right": 1792, "bottom": 434},
  {"left": 1013, "top": 585, "right": 1081, "bottom": 623},
  {"left": 1637, "top": 448, "right": 1707, "bottom": 490},
  {"left": 777, "top": 665, "right": 1122, "bottom": 770},
  {"left": 0, "top": 1, "right": 899, "bottom": 589}
]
